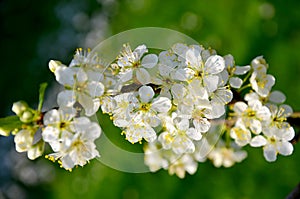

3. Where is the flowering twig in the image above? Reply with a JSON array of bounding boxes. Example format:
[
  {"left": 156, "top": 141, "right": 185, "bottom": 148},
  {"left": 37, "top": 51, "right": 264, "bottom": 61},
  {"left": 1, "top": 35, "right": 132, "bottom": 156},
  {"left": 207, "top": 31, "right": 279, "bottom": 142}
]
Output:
[{"left": 0, "top": 42, "right": 299, "bottom": 178}]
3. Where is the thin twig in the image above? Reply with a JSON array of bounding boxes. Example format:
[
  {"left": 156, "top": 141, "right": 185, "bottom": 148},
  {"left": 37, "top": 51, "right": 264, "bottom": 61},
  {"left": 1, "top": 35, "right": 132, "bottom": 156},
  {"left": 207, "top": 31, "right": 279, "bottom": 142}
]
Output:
[{"left": 286, "top": 183, "right": 300, "bottom": 199}]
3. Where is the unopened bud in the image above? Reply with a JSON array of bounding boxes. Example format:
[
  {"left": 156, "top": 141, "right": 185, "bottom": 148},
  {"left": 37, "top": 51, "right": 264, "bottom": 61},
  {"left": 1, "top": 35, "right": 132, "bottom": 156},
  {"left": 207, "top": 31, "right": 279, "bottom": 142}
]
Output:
[
  {"left": 12, "top": 101, "right": 28, "bottom": 116},
  {"left": 20, "top": 111, "right": 34, "bottom": 123},
  {"left": 49, "top": 60, "right": 61, "bottom": 73}
]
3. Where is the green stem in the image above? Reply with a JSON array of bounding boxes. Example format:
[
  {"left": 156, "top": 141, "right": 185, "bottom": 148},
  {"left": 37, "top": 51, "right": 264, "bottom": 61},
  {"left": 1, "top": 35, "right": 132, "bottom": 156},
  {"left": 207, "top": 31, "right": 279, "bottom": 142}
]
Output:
[
  {"left": 237, "top": 83, "right": 251, "bottom": 92},
  {"left": 38, "top": 83, "right": 48, "bottom": 112}
]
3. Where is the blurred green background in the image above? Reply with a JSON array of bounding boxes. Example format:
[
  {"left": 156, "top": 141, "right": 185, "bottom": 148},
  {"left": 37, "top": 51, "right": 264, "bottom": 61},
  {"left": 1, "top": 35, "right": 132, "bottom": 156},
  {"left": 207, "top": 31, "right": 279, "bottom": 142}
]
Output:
[{"left": 0, "top": 0, "right": 300, "bottom": 198}]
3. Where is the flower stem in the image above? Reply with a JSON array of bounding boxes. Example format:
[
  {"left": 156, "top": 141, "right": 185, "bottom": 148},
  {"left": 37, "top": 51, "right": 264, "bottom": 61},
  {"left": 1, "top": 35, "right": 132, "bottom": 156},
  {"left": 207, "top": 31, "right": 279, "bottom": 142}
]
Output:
[{"left": 38, "top": 83, "right": 48, "bottom": 112}]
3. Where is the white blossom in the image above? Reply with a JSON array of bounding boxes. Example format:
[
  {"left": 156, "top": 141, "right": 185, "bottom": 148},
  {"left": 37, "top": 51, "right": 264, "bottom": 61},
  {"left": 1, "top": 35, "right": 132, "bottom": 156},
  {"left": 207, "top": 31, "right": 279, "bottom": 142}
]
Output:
[
  {"left": 144, "top": 142, "right": 169, "bottom": 172},
  {"left": 45, "top": 117, "right": 101, "bottom": 169},
  {"left": 168, "top": 153, "right": 198, "bottom": 178},
  {"left": 14, "top": 129, "right": 44, "bottom": 160},
  {"left": 112, "top": 86, "right": 172, "bottom": 143},
  {"left": 250, "top": 64, "right": 275, "bottom": 97},
  {"left": 223, "top": 54, "right": 250, "bottom": 89},
  {"left": 208, "top": 141, "right": 247, "bottom": 167},
  {"left": 116, "top": 44, "right": 158, "bottom": 84},
  {"left": 158, "top": 116, "right": 201, "bottom": 154},
  {"left": 55, "top": 67, "right": 104, "bottom": 116},
  {"left": 250, "top": 126, "right": 294, "bottom": 162},
  {"left": 233, "top": 100, "right": 271, "bottom": 134}
]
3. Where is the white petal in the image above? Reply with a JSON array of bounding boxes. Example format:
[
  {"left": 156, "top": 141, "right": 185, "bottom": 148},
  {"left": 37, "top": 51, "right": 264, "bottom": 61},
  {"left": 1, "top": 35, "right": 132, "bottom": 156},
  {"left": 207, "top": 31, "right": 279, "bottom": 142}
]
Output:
[
  {"left": 219, "top": 70, "right": 229, "bottom": 86},
  {"left": 278, "top": 104, "right": 293, "bottom": 118},
  {"left": 186, "top": 127, "right": 202, "bottom": 140},
  {"left": 171, "top": 83, "right": 187, "bottom": 100},
  {"left": 82, "top": 122, "right": 101, "bottom": 140},
  {"left": 43, "top": 109, "right": 60, "bottom": 125},
  {"left": 87, "top": 81, "right": 104, "bottom": 97},
  {"left": 136, "top": 68, "right": 151, "bottom": 85},
  {"left": 248, "top": 99, "right": 262, "bottom": 111},
  {"left": 189, "top": 79, "right": 209, "bottom": 99},
  {"left": 262, "top": 126, "right": 276, "bottom": 137},
  {"left": 158, "top": 63, "right": 173, "bottom": 76},
  {"left": 277, "top": 141, "right": 293, "bottom": 156},
  {"left": 86, "top": 70, "right": 103, "bottom": 82},
  {"left": 143, "top": 126, "right": 157, "bottom": 142},
  {"left": 263, "top": 145, "right": 277, "bottom": 162},
  {"left": 233, "top": 102, "right": 248, "bottom": 114},
  {"left": 76, "top": 68, "right": 88, "bottom": 83},
  {"left": 212, "top": 87, "right": 233, "bottom": 105},
  {"left": 173, "top": 136, "right": 195, "bottom": 154},
  {"left": 14, "top": 130, "right": 33, "bottom": 152},
  {"left": 266, "top": 74, "right": 276, "bottom": 88},
  {"left": 234, "top": 65, "right": 251, "bottom": 75},
  {"left": 141, "top": 54, "right": 158, "bottom": 68},
  {"left": 278, "top": 127, "right": 295, "bottom": 141},
  {"left": 27, "top": 142, "right": 44, "bottom": 160},
  {"left": 185, "top": 49, "right": 201, "bottom": 67},
  {"left": 134, "top": 44, "right": 148, "bottom": 59},
  {"left": 148, "top": 116, "right": 161, "bottom": 127},
  {"left": 224, "top": 54, "right": 234, "bottom": 67},
  {"left": 78, "top": 94, "right": 100, "bottom": 116},
  {"left": 204, "top": 104, "right": 225, "bottom": 119},
  {"left": 57, "top": 90, "right": 76, "bottom": 107},
  {"left": 250, "top": 135, "right": 267, "bottom": 147},
  {"left": 61, "top": 155, "right": 75, "bottom": 169},
  {"left": 151, "top": 97, "right": 172, "bottom": 113},
  {"left": 203, "top": 75, "right": 219, "bottom": 93},
  {"left": 172, "top": 68, "right": 194, "bottom": 81},
  {"left": 244, "top": 92, "right": 259, "bottom": 102},
  {"left": 113, "top": 118, "right": 130, "bottom": 128},
  {"left": 257, "top": 106, "right": 271, "bottom": 121},
  {"left": 71, "top": 117, "right": 90, "bottom": 130},
  {"left": 250, "top": 119, "right": 262, "bottom": 134},
  {"left": 229, "top": 77, "right": 243, "bottom": 88},
  {"left": 193, "top": 118, "right": 210, "bottom": 133},
  {"left": 61, "top": 107, "right": 77, "bottom": 120},
  {"left": 42, "top": 127, "right": 60, "bottom": 143},
  {"left": 55, "top": 66, "right": 76, "bottom": 86},
  {"left": 119, "top": 70, "right": 133, "bottom": 82},
  {"left": 139, "top": 86, "right": 154, "bottom": 103},
  {"left": 204, "top": 55, "right": 225, "bottom": 75},
  {"left": 269, "top": 91, "right": 286, "bottom": 104},
  {"left": 175, "top": 118, "right": 190, "bottom": 131},
  {"left": 172, "top": 43, "right": 188, "bottom": 61}
]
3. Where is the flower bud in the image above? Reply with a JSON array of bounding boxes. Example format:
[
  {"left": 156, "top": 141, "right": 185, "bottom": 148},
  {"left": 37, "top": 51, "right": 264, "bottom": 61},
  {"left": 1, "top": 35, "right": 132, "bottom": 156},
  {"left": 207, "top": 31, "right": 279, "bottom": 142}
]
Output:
[
  {"left": 49, "top": 60, "right": 61, "bottom": 73},
  {"left": 12, "top": 101, "right": 28, "bottom": 116},
  {"left": 20, "top": 111, "right": 34, "bottom": 123}
]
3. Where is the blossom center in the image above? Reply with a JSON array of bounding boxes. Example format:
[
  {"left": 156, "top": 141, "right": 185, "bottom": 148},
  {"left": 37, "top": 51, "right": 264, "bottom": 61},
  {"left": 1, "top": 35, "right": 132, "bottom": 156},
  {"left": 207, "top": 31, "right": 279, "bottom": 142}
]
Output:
[
  {"left": 139, "top": 103, "right": 151, "bottom": 112},
  {"left": 245, "top": 109, "right": 256, "bottom": 118}
]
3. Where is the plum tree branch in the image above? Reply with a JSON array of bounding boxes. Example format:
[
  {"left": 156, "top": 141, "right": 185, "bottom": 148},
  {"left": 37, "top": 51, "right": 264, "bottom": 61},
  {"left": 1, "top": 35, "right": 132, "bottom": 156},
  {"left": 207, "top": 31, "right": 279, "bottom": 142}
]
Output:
[{"left": 286, "top": 183, "right": 300, "bottom": 199}]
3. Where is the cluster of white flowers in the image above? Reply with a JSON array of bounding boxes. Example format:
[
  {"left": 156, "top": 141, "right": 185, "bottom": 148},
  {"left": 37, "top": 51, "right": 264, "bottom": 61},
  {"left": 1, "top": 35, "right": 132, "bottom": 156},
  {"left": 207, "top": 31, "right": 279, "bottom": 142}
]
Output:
[{"left": 3, "top": 43, "right": 297, "bottom": 177}]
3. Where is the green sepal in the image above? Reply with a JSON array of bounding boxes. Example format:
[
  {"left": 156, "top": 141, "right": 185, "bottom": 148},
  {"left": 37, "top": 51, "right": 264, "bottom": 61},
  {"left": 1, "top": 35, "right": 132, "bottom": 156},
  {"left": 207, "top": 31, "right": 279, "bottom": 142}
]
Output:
[{"left": 0, "top": 115, "right": 23, "bottom": 136}]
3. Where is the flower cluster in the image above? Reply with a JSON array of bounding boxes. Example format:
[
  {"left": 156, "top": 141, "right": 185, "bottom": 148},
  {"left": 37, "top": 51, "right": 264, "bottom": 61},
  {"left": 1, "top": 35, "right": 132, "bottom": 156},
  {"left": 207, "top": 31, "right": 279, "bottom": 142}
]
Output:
[{"left": 1, "top": 42, "right": 297, "bottom": 177}]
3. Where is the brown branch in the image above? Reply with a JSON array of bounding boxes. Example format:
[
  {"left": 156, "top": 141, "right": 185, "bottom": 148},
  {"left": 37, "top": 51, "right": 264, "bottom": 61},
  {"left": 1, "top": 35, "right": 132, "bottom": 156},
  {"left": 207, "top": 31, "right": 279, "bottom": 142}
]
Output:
[
  {"left": 288, "top": 112, "right": 300, "bottom": 145},
  {"left": 286, "top": 183, "right": 300, "bottom": 199}
]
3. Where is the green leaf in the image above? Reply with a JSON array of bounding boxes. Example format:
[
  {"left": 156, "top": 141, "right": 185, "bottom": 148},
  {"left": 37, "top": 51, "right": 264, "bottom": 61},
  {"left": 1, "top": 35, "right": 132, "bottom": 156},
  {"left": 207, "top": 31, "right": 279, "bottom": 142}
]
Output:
[
  {"left": 0, "top": 115, "right": 23, "bottom": 136},
  {"left": 38, "top": 82, "right": 48, "bottom": 112}
]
